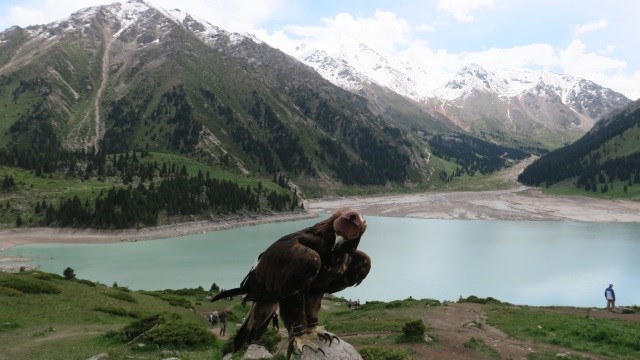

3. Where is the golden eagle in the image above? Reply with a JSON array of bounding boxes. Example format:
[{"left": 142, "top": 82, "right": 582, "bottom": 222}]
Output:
[{"left": 211, "top": 208, "right": 370, "bottom": 357}]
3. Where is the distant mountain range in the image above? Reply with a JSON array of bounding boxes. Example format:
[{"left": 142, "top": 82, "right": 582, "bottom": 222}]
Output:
[
  {"left": 0, "top": 0, "right": 635, "bottom": 195},
  {"left": 291, "top": 38, "right": 632, "bottom": 148}
]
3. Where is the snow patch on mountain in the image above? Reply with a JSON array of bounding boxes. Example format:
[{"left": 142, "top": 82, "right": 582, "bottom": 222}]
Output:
[
  {"left": 291, "top": 35, "right": 441, "bottom": 101},
  {"left": 286, "top": 36, "right": 629, "bottom": 121}
]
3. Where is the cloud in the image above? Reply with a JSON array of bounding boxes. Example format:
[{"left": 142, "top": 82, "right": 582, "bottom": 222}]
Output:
[
  {"left": 274, "top": 10, "right": 412, "bottom": 55},
  {"left": 437, "top": 0, "right": 496, "bottom": 22},
  {"left": 559, "top": 39, "right": 626, "bottom": 75},
  {"left": 416, "top": 23, "right": 436, "bottom": 33},
  {"left": 573, "top": 19, "right": 608, "bottom": 37}
]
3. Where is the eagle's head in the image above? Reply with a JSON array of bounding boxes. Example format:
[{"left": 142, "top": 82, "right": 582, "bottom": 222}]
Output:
[{"left": 332, "top": 208, "right": 366, "bottom": 251}]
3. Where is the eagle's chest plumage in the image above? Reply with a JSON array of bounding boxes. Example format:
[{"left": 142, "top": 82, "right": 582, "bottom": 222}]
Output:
[{"left": 309, "top": 252, "right": 351, "bottom": 290}]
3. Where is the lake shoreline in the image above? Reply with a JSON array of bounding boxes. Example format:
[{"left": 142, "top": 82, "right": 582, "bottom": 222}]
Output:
[{"left": 1, "top": 187, "right": 639, "bottom": 271}]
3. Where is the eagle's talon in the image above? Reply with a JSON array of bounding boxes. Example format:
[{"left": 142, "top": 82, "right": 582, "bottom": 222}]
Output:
[
  {"left": 287, "top": 333, "right": 325, "bottom": 358},
  {"left": 309, "top": 325, "right": 340, "bottom": 345}
]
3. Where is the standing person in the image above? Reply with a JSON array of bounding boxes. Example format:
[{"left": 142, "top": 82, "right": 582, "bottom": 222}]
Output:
[
  {"left": 604, "top": 284, "right": 616, "bottom": 312},
  {"left": 219, "top": 309, "right": 228, "bottom": 336}
]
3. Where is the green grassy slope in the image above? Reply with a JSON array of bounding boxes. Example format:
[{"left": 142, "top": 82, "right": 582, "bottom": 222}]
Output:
[{"left": 1, "top": 271, "right": 639, "bottom": 360}]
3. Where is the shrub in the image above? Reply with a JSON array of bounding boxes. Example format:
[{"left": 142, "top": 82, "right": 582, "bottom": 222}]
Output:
[
  {"left": 28, "top": 272, "right": 63, "bottom": 281},
  {"left": 62, "top": 267, "right": 76, "bottom": 280},
  {"left": 105, "top": 290, "right": 137, "bottom": 303},
  {"left": 141, "top": 318, "right": 215, "bottom": 347},
  {"left": 165, "top": 286, "right": 206, "bottom": 296},
  {"left": 359, "top": 345, "right": 409, "bottom": 360},
  {"left": 73, "top": 279, "right": 97, "bottom": 287},
  {"left": 140, "top": 291, "right": 192, "bottom": 309},
  {"left": 121, "top": 314, "right": 165, "bottom": 341},
  {"left": 0, "top": 276, "right": 61, "bottom": 294},
  {"left": 94, "top": 306, "right": 139, "bottom": 318},
  {"left": 385, "top": 301, "right": 404, "bottom": 309},
  {"left": 0, "top": 321, "right": 20, "bottom": 332},
  {"left": 396, "top": 320, "right": 426, "bottom": 343},
  {"left": 421, "top": 299, "right": 441, "bottom": 306},
  {"left": 458, "top": 295, "right": 503, "bottom": 304}
]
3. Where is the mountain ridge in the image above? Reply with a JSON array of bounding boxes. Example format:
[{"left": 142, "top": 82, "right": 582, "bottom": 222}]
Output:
[
  {"left": 0, "top": 0, "right": 446, "bottom": 192},
  {"left": 288, "top": 38, "right": 631, "bottom": 148}
]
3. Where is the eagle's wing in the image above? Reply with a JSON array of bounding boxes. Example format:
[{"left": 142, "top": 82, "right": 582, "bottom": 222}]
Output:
[{"left": 248, "top": 236, "right": 322, "bottom": 300}]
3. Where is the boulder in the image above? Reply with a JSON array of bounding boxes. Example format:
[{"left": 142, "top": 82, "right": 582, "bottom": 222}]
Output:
[
  {"left": 242, "top": 344, "right": 273, "bottom": 359},
  {"left": 300, "top": 339, "right": 363, "bottom": 360}
]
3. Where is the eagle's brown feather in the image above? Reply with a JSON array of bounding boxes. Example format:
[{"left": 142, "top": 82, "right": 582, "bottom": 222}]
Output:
[{"left": 211, "top": 208, "right": 370, "bottom": 354}]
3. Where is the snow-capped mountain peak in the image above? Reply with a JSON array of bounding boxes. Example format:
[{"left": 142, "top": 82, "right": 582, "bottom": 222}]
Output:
[
  {"left": 291, "top": 36, "right": 436, "bottom": 101},
  {"left": 434, "top": 63, "right": 510, "bottom": 100}
]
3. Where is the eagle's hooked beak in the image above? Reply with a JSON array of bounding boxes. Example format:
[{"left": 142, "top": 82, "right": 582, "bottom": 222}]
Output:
[
  {"left": 332, "top": 210, "right": 365, "bottom": 252},
  {"left": 332, "top": 235, "right": 346, "bottom": 251}
]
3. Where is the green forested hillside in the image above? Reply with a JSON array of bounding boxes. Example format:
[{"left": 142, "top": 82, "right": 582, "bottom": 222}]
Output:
[
  {"left": 518, "top": 100, "right": 640, "bottom": 197},
  {"left": 0, "top": 1, "right": 567, "bottom": 231}
]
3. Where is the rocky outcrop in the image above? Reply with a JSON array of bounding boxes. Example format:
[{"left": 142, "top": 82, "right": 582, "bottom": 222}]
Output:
[{"left": 222, "top": 339, "right": 363, "bottom": 360}]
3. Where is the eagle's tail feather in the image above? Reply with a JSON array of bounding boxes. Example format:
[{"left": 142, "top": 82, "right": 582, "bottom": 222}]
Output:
[
  {"left": 233, "top": 302, "right": 277, "bottom": 351},
  {"left": 210, "top": 287, "right": 245, "bottom": 302}
]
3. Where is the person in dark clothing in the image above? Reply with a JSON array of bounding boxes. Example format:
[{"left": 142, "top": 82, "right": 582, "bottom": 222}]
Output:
[
  {"left": 604, "top": 284, "right": 616, "bottom": 312},
  {"left": 219, "top": 309, "right": 228, "bottom": 336},
  {"left": 271, "top": 312, "right": 279, "bottom": 330}
]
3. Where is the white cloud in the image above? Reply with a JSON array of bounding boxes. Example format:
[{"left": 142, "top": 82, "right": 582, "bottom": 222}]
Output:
[
  {"left": 437, "top": 0, "right": 496, "bottom": 22},
  {"left": 573, "top": 19, "right": 608, "bottom": 37},
  {"left": 274, "top": 10, "right": 412, "bottom": 55},
  {"left": 415, "top": 23, "right": 436, "bottom": 33},
  {"left": 559, "top": 39, "right": 626, "bottom": 75},
  {"left": 461, "top": 43, "right": 557, "bottom": 70}
]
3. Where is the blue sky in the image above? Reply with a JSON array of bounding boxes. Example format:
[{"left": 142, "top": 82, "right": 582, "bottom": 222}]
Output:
[{"left": 1, "top": 0, "right": 639, "bottom": 99}]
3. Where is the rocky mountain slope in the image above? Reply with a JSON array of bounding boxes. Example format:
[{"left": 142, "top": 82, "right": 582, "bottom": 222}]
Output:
[
  {"left": 291, "top": 39, "right": 631, "bottom": 149},
  {"left": 0, "top": 0, "right": 447, "bottom": 190}
]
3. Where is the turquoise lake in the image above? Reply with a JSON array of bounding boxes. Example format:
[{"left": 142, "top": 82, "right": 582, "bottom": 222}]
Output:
[{"left": 5, "top": 216, "right": 640, "bottom": 307}]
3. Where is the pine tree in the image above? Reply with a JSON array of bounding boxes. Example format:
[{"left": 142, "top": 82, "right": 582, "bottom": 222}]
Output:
[{"left": 63, "top": 267, "right": 76, "bottom": 280}]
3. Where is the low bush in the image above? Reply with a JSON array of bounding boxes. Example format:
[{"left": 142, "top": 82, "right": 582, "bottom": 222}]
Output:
[
  {"left": 27, "top": 272, "right": 64, "bottom": 281},
  {"left": 0, "top": 276, "right": 61, "bottom": 294},
  {"left": 140, "top": 291, "right": 192, "bottom": 309},
  {"left": 73, "top": 279, "right": 97, "bottom": 287},
  {"left": 458, "top": 295, "right": 503, "bottom": 304},
  {"left": 163, "top": 286, "right": 207, "bottom": 296},
  {"left": 0, "top": 321, "right": 20, "bottom": 332},
  {"left": 396, "top": 320, "right": 426, "bottom": 343},
  {"left": 141, "top": 318, "right": 215, "bottom": 347},
  {"left": 105, "top": 290, "right": 137, "bottom": 303},
  {"left": 121, "top": 314, "right": 166, "bottom": 341},
  {"left": 94, "top": 306, "right": 139, "bottom": 318}
]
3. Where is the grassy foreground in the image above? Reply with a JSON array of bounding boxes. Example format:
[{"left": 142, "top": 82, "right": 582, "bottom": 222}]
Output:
[{"left": 1, "top": 271, "right": 639, "bottom": 360}]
